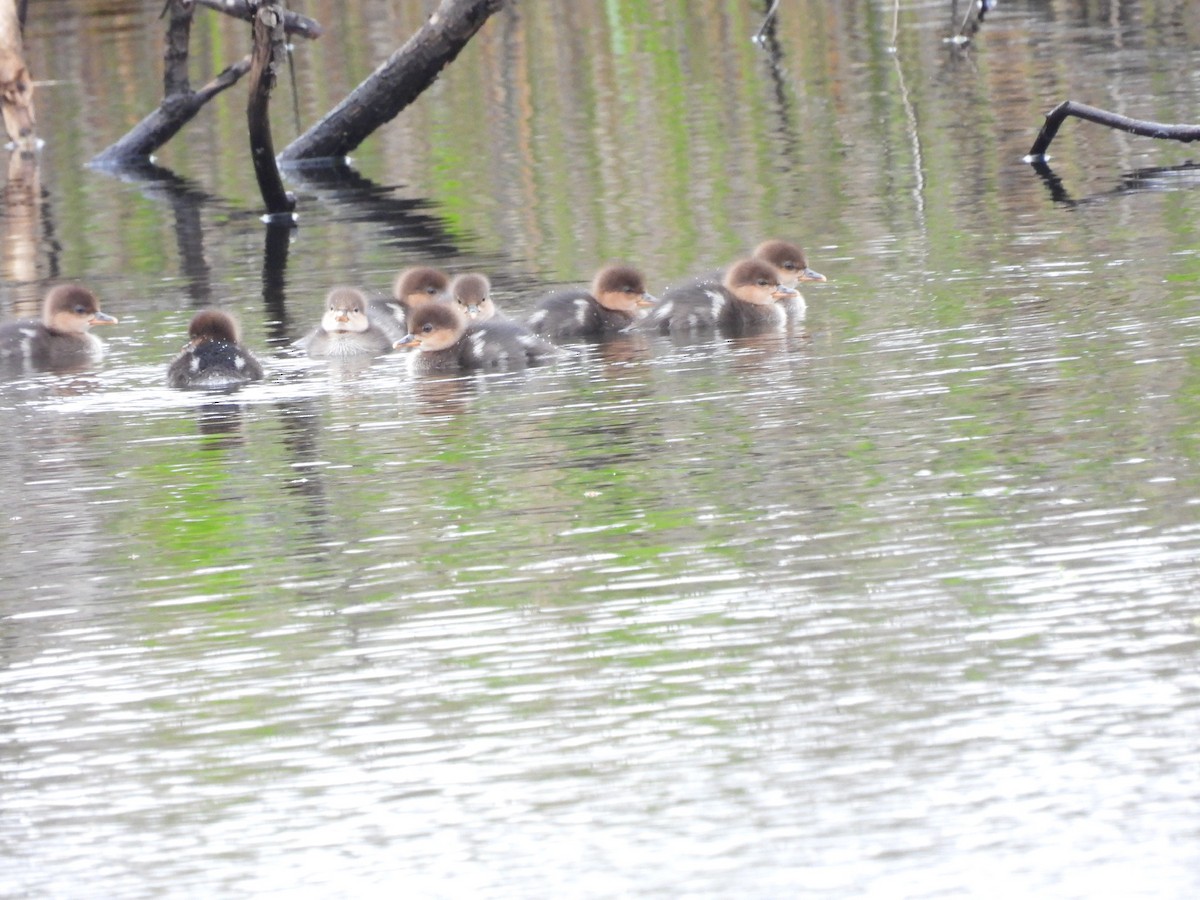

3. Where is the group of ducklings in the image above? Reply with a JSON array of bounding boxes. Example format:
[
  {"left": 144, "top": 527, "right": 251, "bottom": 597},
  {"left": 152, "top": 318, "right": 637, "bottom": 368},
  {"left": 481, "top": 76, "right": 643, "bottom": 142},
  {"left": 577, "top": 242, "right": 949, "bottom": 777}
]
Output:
[{"left": 0, "top": 240, "right": 823, "bottom": 390}]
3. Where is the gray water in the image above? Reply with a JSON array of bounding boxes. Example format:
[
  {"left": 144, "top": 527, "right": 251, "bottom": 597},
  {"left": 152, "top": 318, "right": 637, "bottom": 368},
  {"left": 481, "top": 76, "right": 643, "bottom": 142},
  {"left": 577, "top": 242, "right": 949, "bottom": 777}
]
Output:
[{"left": 3, "top": 1, "right": 1200, "bottom": 896}]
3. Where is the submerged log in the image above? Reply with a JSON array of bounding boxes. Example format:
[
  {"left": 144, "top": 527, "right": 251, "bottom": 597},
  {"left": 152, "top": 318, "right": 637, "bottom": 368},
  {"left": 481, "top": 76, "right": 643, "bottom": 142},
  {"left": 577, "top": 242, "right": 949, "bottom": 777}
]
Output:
[
  {"left": 0, "top": 0, "right": 36, "bottom": 149},
  {"left": 280, "top": 0, "right": 504, "bottom": 165},
  {"left": 247, "top": 1, "right": 294, "bottom": 217},
  {"left": 1027, "top": 100, "right": 1200, "bottom": 162}
]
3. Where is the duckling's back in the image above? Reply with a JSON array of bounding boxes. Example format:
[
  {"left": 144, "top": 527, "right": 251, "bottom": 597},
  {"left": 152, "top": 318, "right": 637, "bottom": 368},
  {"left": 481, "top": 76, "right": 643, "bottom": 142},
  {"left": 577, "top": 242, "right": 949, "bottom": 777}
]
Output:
[
  {"left": 461, "top": 319, "right": 561, "bottom": 370},
  {"left": 168, "top": 340, "right": 264, "bottom": 390},
  {"left": 0, "top": 318, "right": 101, "bottom": 371},
  {"left": 528, "top": 290, "right": 632, "bottom": 338}
]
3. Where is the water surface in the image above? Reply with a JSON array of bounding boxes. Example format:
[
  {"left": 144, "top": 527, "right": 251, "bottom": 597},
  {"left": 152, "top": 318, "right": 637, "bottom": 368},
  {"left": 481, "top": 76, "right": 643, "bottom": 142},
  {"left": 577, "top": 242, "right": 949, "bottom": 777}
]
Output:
[{"left": 3, "top": 1, "right": 1200, "bottom": 896}]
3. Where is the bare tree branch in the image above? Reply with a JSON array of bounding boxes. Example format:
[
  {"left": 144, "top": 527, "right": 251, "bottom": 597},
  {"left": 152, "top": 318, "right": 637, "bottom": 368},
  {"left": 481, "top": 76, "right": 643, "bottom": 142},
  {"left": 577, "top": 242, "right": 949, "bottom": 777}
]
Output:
[
  {"left": 247, "top": 1, "right": 294, "bottom": 217},
  {"left": 92, "top": 57, "right": 251, "bottom": 167},
  {"left": 1028, "top": 100, "right": 1200, "bottom": 162},
  {"left": 279, "top": 0, "right": 503, "bottom": 165},
  {"left": 194, "top": 0, "right": 321, "bottom": 39}
]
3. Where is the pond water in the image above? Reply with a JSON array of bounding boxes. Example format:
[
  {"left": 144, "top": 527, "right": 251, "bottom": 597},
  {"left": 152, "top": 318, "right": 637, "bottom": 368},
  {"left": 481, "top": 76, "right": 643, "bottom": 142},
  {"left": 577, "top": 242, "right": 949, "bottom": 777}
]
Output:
[{"left": 4, "top": 0, "right": 1200, "bottom": 896}]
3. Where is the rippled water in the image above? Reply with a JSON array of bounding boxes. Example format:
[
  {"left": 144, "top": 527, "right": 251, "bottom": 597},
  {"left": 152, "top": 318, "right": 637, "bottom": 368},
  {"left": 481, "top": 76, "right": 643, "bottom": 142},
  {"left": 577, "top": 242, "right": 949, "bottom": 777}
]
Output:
[{"left": 4, "top": 1, "right": 1200, "bottom": 896}]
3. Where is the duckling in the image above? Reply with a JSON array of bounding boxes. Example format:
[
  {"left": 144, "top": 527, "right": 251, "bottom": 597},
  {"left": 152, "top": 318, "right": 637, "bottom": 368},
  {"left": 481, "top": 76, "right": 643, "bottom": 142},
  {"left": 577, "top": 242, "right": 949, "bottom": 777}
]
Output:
[
  {"left": 394, "top": 303, "right": 561, "bottom": 374},
  {"left": 298, "top": 287, "right": 400, "bottom": 358},
  {"left": 753, "top": 239, "right": 825, "bottom": 287},
  {"left": 449, "top": 272, "right": 502, "bottom": 322},
  {"left": 167, "top": 309, "right": 264, "bottom": 390},
  {"left": 752, "top": 239, "right": 825, "bottom": 319},
  {"left": 0, "top": 284, "right": 118, "bottom": 371},
  {"left": 527, "top": 264, "right": 655, "bottom": 339},
  {"left": 373, "top": 265, "right": 452, "bottom": 329},
  {"left": 643, "top": 259, "right": 798, "bottom": 334}
]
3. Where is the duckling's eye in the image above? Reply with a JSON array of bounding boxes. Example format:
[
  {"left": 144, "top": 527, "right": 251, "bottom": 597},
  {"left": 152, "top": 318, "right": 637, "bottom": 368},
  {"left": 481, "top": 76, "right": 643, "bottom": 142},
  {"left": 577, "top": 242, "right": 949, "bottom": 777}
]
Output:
[
  {"left": 421, "top": 322, "right": 435, "bottom": 333},
  {"left": 425, "top": 286, "right": 439, "bottom": 295},
  {"left": 782, "top": 262, "right": 798, "bottom": 271},
  {"left": 757, "top": 278, "right": 772, "bottom": 287},
  {"left": 74, "top": 305, "right": 88, "bottom": 314}
]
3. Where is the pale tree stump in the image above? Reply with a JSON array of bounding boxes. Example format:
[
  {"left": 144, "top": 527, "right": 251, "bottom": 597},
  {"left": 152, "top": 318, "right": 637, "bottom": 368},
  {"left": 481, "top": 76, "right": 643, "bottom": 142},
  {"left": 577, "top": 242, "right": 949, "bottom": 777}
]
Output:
[{"left": 0, "top": 0, "right": 35, "bottom": 150}]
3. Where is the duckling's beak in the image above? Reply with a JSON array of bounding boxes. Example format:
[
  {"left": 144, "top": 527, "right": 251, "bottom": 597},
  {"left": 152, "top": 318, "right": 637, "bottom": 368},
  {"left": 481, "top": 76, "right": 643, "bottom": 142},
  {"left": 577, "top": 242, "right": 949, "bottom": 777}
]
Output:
[
  {"left": 465, "top": 305, "right": 480, "bottom": 318},
  {"left": 798, "top": 266, "right": 826, "bottom": 283},
  {"left": 394, "top": 335, "right": 420, "bottom": 350},
  {"left": 771, "top": 285, "right": 800, "bottom": 301},
  {"left": 89, "top": 311, "right": 118, "bottom": 326},
  {"left": 335, "top": 312, "right": 350, "bottom": 324},
  {"left": 637, "top": 293, "right": 657, "bottom": 307}
]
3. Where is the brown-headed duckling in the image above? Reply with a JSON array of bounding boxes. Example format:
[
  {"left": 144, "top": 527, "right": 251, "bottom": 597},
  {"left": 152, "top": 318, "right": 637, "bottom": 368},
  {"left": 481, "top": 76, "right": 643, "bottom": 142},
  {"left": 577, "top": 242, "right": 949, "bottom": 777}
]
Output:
[
  {"left": 753, "top": 239, "right": 825, "bottom": 319},
  {"left": 394, "top": 303, "right": 561, "bottom": 374},
  {"left": 298, "top": 287, "right": 401, "bottom": 358},
  {"left": 367, "top": 266, "right": 453, "bottom": 331},
  {"left": 449, "top": 273, "right": 501, "bottom": 322},
  {"left": 643, "top": 259, "right": 798, "bottom": 334},
  {"left": 167, "top": 309, "right": 264, "bottom": 390},
  {"left": 0, "top": 284, "right": 118, "bottom": 371},
  {"left": 526, "top": 264, "right": 655, "bottom": 339}
]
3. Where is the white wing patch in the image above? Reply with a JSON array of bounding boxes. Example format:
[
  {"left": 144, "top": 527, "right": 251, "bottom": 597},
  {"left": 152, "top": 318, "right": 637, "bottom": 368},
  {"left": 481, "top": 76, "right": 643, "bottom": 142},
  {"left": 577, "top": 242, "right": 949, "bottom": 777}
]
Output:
[
  {"left": 706, "top": 289, "right": 724, "bottom": 318},
  {"left": 528, "top": 309, "right": 546, "bottom": 328},
  {"left": 574, "top": 298, "right": 590, "bottom": 325}
]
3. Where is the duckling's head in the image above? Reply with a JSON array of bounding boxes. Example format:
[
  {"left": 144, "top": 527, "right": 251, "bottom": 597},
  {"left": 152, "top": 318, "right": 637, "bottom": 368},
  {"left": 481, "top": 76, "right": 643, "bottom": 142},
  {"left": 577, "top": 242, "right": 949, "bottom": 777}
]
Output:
[
  {"left": 753, "top": 239, "right": 825, "bottom": 287},
  {"left": 186, "top": 309, "right": 242, "bottom": 345},
  {"left": 591, "top": 264, "right": 656, "bottom": 313},
  {"left": 43, "top": 284, "right": 117, "bottom": 335},
  {"left": 449, "top": 273, "right": 496, "bottom": 321},
  {"left": 724, "top": 259, "right": 799, "bottom": 306},
  {"left": 321, "top": 287, "right": 372, "bottom": 334},
  {"left": 392, "top": 266, "right": 450, "bottom": 309},
  {"left": 394, "top": 303, "right": 467, "bottom": 353}
]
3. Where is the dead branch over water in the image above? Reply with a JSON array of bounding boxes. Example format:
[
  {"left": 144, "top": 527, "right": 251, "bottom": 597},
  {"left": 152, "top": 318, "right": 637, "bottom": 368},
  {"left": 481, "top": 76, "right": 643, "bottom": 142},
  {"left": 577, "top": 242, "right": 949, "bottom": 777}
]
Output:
[
  {"left": 279, "top": 0, "right": 505, "bottom": 165},
  {"left": 194, "top": 0, "right": 322, "bottom": 39},
  {"left": 247, "top": 1, "right": 294, "bottom": 217},
  {"left": 92, "top": 0, "right": 320, "bottom": 168},
  {"left": 1028, "top": 100, "right": 1200, "bottom": 161}
]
